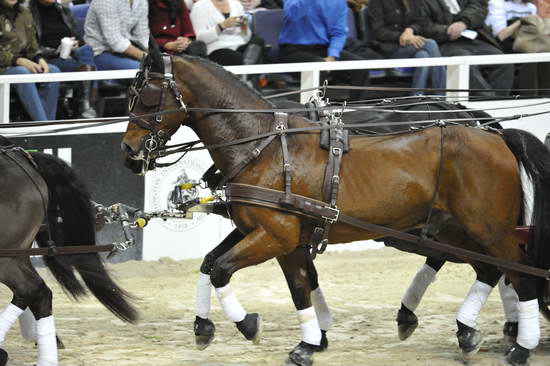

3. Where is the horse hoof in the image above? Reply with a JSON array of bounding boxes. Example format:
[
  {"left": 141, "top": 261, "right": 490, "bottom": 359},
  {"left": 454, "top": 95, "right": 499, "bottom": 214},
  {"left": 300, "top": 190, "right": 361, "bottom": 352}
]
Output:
[
  {"left": 502, "top": 322, "right": 518, "bottom": 344},
  {"left": 501, "top": 343, "right": 530, "bottom": 366},
  {"left": 319, "top": 330, "right": 328, "bottom": 351},
  {"left": 236, "top": 313, "right": 262, "bottom": 344},
  {"left": 56, "top": 335, "right": 66, "bottom": 349},
  {"left": 456, "top": 321, "right": 483, "bottom": 360},
  {"left": 286, "top": 341, "right": 317, "bottom": 366},
  {"left": 194, "top": 316, "right": 216, "bottom": 350},
  {"left": 0, "top": 348, "right": 8, "bottom": 366},
  {"left": 396, "top": 306, "right": 418, "bottom": 341}
]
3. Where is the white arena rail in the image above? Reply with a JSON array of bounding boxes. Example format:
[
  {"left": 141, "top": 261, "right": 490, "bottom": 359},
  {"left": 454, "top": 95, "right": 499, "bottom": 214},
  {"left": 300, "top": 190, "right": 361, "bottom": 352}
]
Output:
[{"left": 2, "top": 52, "right": 550, "bottom": 124}]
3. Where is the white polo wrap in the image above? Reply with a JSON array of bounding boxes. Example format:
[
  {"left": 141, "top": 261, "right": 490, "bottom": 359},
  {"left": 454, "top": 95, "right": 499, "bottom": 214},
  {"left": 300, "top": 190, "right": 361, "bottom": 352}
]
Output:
[
  {"left": 36, "top": 315, "right": 58, "bottom": 366},
  {"left": 297, "top": 307, "right": 321, "bottom": 346},
  {"left": 311, "top": 287, "right": 333, "bottom": 330},
  {"left": 401, "top": 263, "right": 437, "bottom": 311},
  {"left": 215, "top": 284, "right": 246, "bottom": 323},
  {"left": 517, "top": 299, "right": 540, "bottom": 349},
  {"left": 456, "top": 280, "right": 493, "bottom": 328},
  {"left": 498, "top": 277, "right": 519, "bottom": 322},
  {"left": 0, "top": 303, "right": 24, "bottom": 345},
  {"left": 19, "top": 307, "right": 38, "bottom": 342},
  {"left": 195, "top": 273, "right": 212, "bottom": 319}
]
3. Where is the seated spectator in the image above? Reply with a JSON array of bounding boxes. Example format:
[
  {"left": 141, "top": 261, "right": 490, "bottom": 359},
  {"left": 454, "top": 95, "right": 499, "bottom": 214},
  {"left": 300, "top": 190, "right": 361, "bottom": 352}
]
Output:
[
  {"left": 149, "top": 0, "right": 207, "bottom": 57},
  {"left": 190, "top": 0, "right": 264, "bottom": 66},
  {"left": 84, "top": 0, "right": 149, "bottom": 70},
  {"left": 369, "top": 0, "right": 446, "bottom": 94},
  {"left": 239, "top": 0, "right": 282, "bottom": 11},
  {"left": 29, "top": 0, "right": 97, "bottom": 118},
  {"left": 279, "top": 0, "right": 374, "bottom": 101},
  {"left": 418, "top": 0, "right": 514, "bottom": 96},
  {"left": 0, "top": 0, "right": 60, "bottom": 121},
  {"left": 485, "top": 0, "right": 549, "bottom": 95}
]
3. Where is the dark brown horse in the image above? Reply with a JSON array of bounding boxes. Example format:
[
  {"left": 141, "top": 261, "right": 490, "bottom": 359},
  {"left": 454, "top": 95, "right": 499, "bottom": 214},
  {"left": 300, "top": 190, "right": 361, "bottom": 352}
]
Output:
[
  {"left": 0, "top": 136, "right": 137, "bottom": 366},
  {"left": 121, "top": 51, "right": 550, "bottom": 366}
]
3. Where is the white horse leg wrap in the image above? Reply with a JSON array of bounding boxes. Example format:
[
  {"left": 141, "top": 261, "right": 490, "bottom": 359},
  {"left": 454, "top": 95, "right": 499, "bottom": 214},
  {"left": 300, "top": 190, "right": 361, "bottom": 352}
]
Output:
[
  {"left": 0, "top": 303, "right": 24, "bottom": 345},
  {"left": 401, "top": 263, "right": 437, "bottom": 312},
  {"left": 456, "top": 280, "right": 493, "bottom": 328},
  {"left": 215, "top": 285, "right": 246, "bottom": 323},
  {"left": 195, "top": 273, "right": 212, "bottom": 319},
  {"left": 517, "top": 299, "right": 540, "bottom": 349},
  {"left": 36, "top": 316, "right": 58, "bottom": 366},
  {"left": 297, "top": 307, "right": 321, "bottom": 346},
  {"left": 498, "top": 277, "right": 519, "bottom": 323},
  {"left": 19, "top": 307, "right": 38, "bottom": 342},
  {"left": 311, "top": 287, "right": 332, "bottom": 331}
]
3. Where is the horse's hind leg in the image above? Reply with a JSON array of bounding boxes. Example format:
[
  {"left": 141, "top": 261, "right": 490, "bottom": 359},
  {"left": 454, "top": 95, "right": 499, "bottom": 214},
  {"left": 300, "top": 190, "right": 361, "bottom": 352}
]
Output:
[
  {"left": 0, "top": 258, "right": 58, "bottom": 366},
  {"left": 397, "top": 257, "right": 444, "bottom": 341},
  {"left": 19, "top": 307, "right": 65, "bottom": 349}
]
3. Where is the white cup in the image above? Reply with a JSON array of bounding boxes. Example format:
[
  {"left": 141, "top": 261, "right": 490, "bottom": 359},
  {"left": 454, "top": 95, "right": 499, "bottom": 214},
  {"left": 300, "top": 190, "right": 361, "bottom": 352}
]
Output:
[{"left": 59, "top": 37, "right": 73, "bottom": 59}]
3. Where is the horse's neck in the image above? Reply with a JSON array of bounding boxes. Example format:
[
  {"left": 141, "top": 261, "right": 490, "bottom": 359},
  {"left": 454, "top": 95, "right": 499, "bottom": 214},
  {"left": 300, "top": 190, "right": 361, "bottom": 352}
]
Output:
[{"left": 185, "top": 73, "right": 273, "bottom": 175}]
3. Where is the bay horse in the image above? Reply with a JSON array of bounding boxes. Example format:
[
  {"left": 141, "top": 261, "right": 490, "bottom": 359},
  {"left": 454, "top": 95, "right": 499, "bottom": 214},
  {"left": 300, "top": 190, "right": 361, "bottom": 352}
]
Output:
[
  {"left": 121, "top": 50, "right": 550, "bottom": 366},
  {"left": 0, "top": 136, "right": 138, "bottom": 366}
]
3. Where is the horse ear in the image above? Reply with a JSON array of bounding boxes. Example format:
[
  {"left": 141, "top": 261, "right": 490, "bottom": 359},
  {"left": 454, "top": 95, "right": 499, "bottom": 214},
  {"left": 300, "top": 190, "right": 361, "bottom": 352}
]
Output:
[{"left": 147, "top": 36, "right": 165, "bottom": 74}]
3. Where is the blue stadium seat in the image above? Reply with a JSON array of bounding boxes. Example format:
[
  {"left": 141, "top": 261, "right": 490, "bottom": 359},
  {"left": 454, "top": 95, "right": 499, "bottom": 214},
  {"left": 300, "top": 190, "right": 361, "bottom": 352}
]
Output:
[{"left": 71, "top": 4, "right": 90, "bottom": 38}]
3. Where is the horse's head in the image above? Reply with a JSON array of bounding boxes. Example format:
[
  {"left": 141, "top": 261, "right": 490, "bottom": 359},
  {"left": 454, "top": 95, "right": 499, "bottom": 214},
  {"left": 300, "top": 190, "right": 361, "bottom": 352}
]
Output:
[{"left": 121, "top": 40, "right": 189, "bottom": 175}]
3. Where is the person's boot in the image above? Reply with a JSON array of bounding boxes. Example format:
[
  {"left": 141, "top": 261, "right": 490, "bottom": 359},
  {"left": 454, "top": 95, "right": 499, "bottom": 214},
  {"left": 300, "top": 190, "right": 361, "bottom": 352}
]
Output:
[
  {"left": 242, "top": 43, "right": 262, "bottom": 65},
  {"left": 78, "top": 65, "right": 98, "bottom": 119}
]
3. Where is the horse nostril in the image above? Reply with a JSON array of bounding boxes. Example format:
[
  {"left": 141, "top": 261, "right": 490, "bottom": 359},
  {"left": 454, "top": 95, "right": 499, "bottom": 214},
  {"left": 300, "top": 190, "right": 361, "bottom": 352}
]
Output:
[{"left": 121, "top": 142, "right": 134, "bottom": 154}]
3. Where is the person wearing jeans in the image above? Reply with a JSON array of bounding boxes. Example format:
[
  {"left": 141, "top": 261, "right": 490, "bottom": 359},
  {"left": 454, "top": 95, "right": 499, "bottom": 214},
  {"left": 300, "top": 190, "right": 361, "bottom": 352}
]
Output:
[
  {"left": 84, "top": 0, "right": 149, "bottom": 70},
  {"left": 30, "top": 0, "right": 97, "bottom": 118},
  {"left": 0, "top": 0, "right": 60, "bottom": 121},
  {"left": 368, "top": 0, "right": 446, "bottom": 94}
]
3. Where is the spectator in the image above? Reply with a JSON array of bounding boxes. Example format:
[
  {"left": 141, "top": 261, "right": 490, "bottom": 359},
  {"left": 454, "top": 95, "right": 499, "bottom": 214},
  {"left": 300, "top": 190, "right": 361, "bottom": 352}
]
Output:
[
  {"left": 84, "top": 0, "right": 149, "bottom": 70},
  {"left": 485, "top": 0, "right": 549, "bottom": 95},
  {"left": 279, "top": 0, "right": 374, "bottom": 101},
  {"left": 239, "top": 0, "right": 282, "bottom": 11},
  {"left": 190, "top": 0, "right": 265, "bottom": 66},
  {"left": 0, "top": 0, "right": 60, "bottom": 121},
  {"left": 368, "top": 0, "right": 446, "bottom": 94},
  {"left": 149, "top": 0, "right": 207, "bottom": 57},
  {"left": 29, "top": 0, "right": 97, "bottom": 118},
  {"left": 418, "top": 0, "right": 514, "bottom": 96}
]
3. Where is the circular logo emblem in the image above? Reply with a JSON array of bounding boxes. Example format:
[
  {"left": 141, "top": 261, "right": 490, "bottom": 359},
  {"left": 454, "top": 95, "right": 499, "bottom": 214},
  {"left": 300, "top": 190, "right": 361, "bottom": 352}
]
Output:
[{"left": 149, "top": 156, "right": 210, "bottom": 232}]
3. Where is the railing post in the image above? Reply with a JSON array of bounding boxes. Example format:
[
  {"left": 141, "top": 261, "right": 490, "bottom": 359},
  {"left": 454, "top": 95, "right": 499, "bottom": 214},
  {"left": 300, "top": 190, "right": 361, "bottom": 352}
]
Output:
[
  {"left": 300, "top": 70, "right": 320, "bottom": 104},
  {"left": 0, "top": 83, "right": 9, "bottom": 124},
  {"left": 446, "top": 61, "right": 469, "bottom": 100}
]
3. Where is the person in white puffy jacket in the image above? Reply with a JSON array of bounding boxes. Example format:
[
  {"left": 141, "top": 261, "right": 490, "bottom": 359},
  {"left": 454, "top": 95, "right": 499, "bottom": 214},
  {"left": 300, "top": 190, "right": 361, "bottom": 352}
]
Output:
[{"left": 190, "top": 0, "right": 264, "bottom": 65}]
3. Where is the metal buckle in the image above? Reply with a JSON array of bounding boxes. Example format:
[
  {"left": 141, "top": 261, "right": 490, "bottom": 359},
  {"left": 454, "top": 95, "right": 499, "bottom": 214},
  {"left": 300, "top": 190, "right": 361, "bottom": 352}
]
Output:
[
  {"left": 322, "top": 206, "right": 340, "bottom": 224},
  {"left": 332, "top": 147, "right": 342, "bottom": 156},
  {"left": 252, "top": 148, "right": 261, "bottom": 157},
  {"left": 276, "top": 123, "right": 287, "bottom": 131},
  {"left": 284, "top": 163, "right": 291, "bottom": 173}
]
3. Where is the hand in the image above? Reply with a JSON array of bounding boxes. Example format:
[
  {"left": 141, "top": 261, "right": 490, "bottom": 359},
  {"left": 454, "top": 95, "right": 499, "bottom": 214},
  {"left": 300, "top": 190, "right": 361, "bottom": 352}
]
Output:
[
  {"left": 15, "top": 58, "right": 42, "bottom": 73},
  {"left": 71, "top": 37, "right": 79, "bottom": 49},
  {"left": 241, "top": 0, "right": 261, "bottom": 11},
  {"left": 399, "top": 28, "right": 414, "bottom": 46},
  {"left": 220, "top": 16, "right": 244, "bottom": 30},
  {"left": 324, "top": 56, "right": 336, "bottom": 62},
  {"left": 409, "top": 35, "right": 426, "bottom": 48},
  {"left": 447, "top": 21, "right": 467, "bottom": 41},
  {"left": 38, "top": 58, "right": 49, "bottom": 73},
  {"left": 165, "top": 37, "right": 191, "bottom": 52}
]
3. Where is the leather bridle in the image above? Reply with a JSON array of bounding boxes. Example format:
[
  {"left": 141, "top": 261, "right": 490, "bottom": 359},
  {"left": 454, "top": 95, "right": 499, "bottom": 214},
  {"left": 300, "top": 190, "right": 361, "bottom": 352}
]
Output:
[{"left": 127, "top": 55, "right": 187, "bottom": 166}]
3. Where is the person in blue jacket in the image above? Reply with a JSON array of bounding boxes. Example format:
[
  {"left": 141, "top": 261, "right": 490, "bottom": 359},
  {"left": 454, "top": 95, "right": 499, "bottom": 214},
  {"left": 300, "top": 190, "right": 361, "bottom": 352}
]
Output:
[{"left": 279, "top": 0, "right": 374, "bottom": 101}]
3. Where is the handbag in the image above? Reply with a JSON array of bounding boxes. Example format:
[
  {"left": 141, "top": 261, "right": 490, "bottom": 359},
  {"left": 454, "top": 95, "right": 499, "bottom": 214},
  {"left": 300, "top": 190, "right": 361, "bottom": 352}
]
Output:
[{"left": 512, "top": 15, "right": 550, "bottom": 53}]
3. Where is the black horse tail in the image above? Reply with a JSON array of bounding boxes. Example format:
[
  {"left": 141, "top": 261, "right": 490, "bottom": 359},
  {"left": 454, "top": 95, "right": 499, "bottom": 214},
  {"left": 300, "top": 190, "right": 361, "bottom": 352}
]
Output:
[
  {"left": 31, "top": 152, "right": 138, "bottom": 323},
  {"left": 501, "top": 129, "right": 550, "bottom": 320}
]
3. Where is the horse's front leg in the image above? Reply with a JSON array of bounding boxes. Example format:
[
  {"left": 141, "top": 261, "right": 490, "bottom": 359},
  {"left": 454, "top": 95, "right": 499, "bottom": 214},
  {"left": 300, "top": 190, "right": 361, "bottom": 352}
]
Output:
[
  {"left": 210, "top": 215, "right": 301, "bottom": 346},
  {"left": 194, "top": 229, "right": 245, "bottom": 350},
  {"left": 277, "top": 246, "right": 330, "bottom": 366}
]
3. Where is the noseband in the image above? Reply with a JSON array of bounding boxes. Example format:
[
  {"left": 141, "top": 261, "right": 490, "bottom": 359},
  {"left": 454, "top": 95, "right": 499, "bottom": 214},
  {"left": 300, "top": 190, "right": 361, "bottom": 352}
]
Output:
[{"left": 128, "top": 54, "right": 187, "bottom": 163}]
